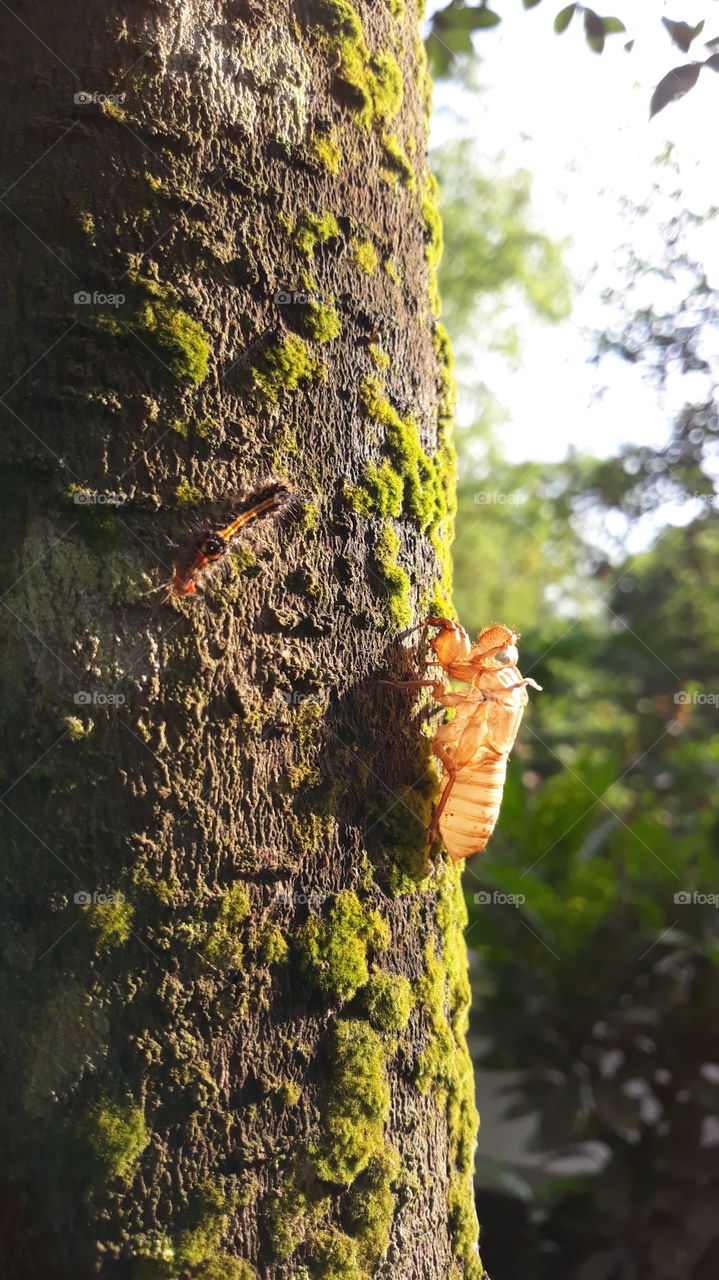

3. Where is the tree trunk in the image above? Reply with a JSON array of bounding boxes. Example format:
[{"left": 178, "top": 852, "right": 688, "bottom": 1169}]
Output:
[{"left": 0, "top": 2, "right": 480, "bottom": 1278}]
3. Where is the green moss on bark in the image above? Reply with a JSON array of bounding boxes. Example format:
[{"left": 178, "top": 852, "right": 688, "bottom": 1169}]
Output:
[
  {"left": 309, "top": 131, "right": 344, "bottom": 173},
  {"left": 350, "top": 237, "right": 378, "bottom": 273},
  {"left": 362, "top": 971, "right": 413, "bottom": 1031},
  {"left": 293, "top": 209, "right": 341, "bottom": 256},
  {"left": 421, "top": 173, "right": 444, "bottom": 317},
  {"left": 97, "top": 277, "right": 211, "bottom": 384},
  {"left": 84, "top": 1103, "right": 149, "bottom": 1182},
  {"left": 64, "top": 715, "right": 92, "bottom": 740},
  {"left": 344, "top": 1146, "right": 401, "bottom": 1267},
  {"left": 257, "top": 922, "right": 289, "bottom": 966},
  {"left": 312, "top": 1019, "right": 391, "bottom": 1184},
  {"left": 311, "top": 0, "right": 404, "bottom": 130},
  {"left": 175, "top": 478, "right": 204, "bottom": 506},
  {"left": 295, "top": 890, "right": 390, "bottom": 1002},
  {"left": 202, "top": 884, "right": 251, "bottom": 969},
  {"left": 265, "top": 1170, "right": 329, "bottom": 1259},
  {"left": 344, "top": 461, "right": 403, "bottom": 518},
  {"left": 245, "top": 334, "right": 325, "bottom": 406},
  {"left": 380, "top": 134, "right": 416, "bottom": 190},
  {"left": 86, "top": 898, "right": 134, "bottom": 950},
  {"left": 360, "top": 377, "right": 444, "bottom": 533},
  {"left": 373, "top": 523, "right": 412, "bottom": 631},
  {"left": 296, "top": 300, "right": 342, "bottom": 342},
  {"left": 306, "top": 1227, "right": 365, "bottom": 1280},
  {"left": 415, "top": 870, "right": 481, "bottom": 1278}
]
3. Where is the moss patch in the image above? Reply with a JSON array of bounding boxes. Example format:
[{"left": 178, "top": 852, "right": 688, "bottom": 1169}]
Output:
[
  {"left": 363, "top": 971, "right": 413, "bottom": 1031},
  {"left": 195, "top": 1260, "right": 254, "bottom": 1280},
  {"left": 344, "top": 1146, "right": 401, "bottom": 1267},
  {"left": 380, "top": 133, "right": 416, "bottom": 190},
  {"left": 350, "top": 236, "right": 378, "bottom": 274},
  {"left": 312, "top": 1019, "right": 391, "bottom": 1184},
  {"left": 421, "top": 172, "right": 444, "bottom": 317},
  {"left": 245, "top": 334, "right": 324, "bottom": 407},
  {"left": 265, "top": 1170, "right": 329, "bottom": 1260},
  {"left": 295, "top": 890, "right": 389, "bottom": 1003},
  {"left": 202, "top": 884, "right": 251, "bottom": 969},
  {"left": 86, "top": 898, "right": 134, "bottom": 950},
  {"left": 311, "top": 0, "right": 403, "bottom": 130},
  {"left": 306, "top": 1227, "right": 365, "bottom": 1280},
  {"left": 415, "top": 870, "right": 481, "bottom": 1277},
  {"left": 85, "top": 1103, "right": 149, "bottom": 1182},
  {"left": 344, "top": 461, "right": 403, "bottom": 518},
  {"left": 64, "top": 715, "right": 91, "bottom": 740},
  {"left": 293, "top": 209, "right": 341, "bottom": 256},
  {"left": 97, "top": 277, "right": 210, "bottom": 384},
  {"left": 352, "top": 330, "right": 457, "bottom": 623},
  {"left": 258, "top": 922, "right": 289, "bottom": 966},
  {"left": 171, "top": 1181, "right": 242, "bottom": 1275},
  {"left": 296, "top": 300, "right": 342, "bottom": 343},
  {"left": 309, "top": 131, "right": 343, "bottom": 173},
  {"left": 373, "top": 522, "right": 412, "bottom": 631},
  {"left": 368, "top": 343, "right": 390, "bottom": 371},
  {"left": 360, "top": 377, "right": 442, "bottom": 531},
  {"left": 175, "top": 478, "right": 204, "bottom": 507}
]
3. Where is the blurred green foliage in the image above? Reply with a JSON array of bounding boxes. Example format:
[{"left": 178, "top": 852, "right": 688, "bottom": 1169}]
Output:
[{"left": 436, "top": 114, "right": 719, "bottom": 1278}]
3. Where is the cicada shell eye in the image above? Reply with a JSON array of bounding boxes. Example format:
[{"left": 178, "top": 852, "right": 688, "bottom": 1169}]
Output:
[{"left": 476, "top": 623, "right": 516, "bottom": 655}]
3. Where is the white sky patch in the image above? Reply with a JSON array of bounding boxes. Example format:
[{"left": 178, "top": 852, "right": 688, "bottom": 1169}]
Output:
[{"left": 428, "top": 0, "right": 719, "bottom": 465}]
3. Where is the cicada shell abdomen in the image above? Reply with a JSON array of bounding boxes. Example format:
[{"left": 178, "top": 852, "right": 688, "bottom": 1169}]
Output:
[
  {"left": 434, "top": 639, "right": 534, "bottom": 863},
  {"left": 439, "top": 747, "right": 510, "bottom": 862}
]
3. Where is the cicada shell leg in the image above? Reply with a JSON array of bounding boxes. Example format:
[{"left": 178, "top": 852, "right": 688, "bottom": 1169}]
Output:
[{"left": 428, "top": 743, "right": 458, "bottom": 847}]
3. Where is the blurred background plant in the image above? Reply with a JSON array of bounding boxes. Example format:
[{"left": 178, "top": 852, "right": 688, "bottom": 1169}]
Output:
[{"left": 427, "top": 3, "right": 719, "bottom": 1276}]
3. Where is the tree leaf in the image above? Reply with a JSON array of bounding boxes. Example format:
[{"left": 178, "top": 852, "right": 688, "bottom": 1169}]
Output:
[
  {"left": 704, "top": 52, "right": 719, "bottom": 72},
  {"left": 603, "top": 17, "right": 626, "bottom": 36},
  {"left": 553, "top": 4, "right": 575, "bottom": 34},
  {"left": 649, "top": 62, "right": 702, "bottom": 118},
  {"left": 662, "top": 18, "right": 705, "bottom": 54},
  {"left": 470, "top": 7, "right": 502, "bottom": 29},
  {"left": 522, "top": 0, "right": 543, "bottom": 7},
  {"left": 624, "top": 39, "right": 635, "bottom": 52},
  {"left": 424, "top": 33, "right": 454, "bottom": 79},
  {"left": 433, "top": 2, "right": 502, "bottom": 32},
  {"left": 584, "top": 9, "right": 605, "bottom": 53}
]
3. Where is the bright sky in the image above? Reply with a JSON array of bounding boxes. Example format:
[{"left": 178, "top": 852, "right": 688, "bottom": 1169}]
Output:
[{"left": 429, "top": 0, "right": 718, "bottom": 468}]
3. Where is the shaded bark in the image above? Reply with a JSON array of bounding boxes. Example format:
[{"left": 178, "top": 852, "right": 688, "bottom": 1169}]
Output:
[{"left": 0, "top": 1, "right": 479, "bottom": 1277}]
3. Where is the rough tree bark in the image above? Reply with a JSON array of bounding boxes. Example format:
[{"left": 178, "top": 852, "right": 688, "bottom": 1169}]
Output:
[{"left": 0, "top": 1, "right": 480, "bottom": 1278}]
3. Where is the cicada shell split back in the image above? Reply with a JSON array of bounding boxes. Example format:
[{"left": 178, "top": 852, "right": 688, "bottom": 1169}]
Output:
[{"left": 400, "top": 617, "right": 541, "bottom": 863}]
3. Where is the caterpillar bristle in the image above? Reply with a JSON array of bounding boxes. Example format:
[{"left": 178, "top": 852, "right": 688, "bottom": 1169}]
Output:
[{"left": 168, "top": 479, "right": 296, "bottom": 599}]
